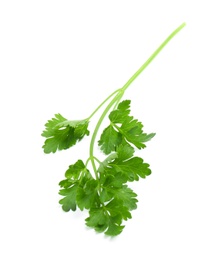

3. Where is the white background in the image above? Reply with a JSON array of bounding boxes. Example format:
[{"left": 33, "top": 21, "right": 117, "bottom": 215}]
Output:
[{"left": 1, "top": 0, "right": 222, "bottom": 259}]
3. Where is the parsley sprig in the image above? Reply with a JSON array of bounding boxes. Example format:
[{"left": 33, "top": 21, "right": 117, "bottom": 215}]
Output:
[{"left": 42, "top": 23, "right": 185, "bottom": 236}]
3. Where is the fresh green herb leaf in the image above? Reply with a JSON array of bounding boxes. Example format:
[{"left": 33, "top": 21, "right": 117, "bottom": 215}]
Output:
[
  {"left": 59, "top": 185, "right": 78, "bottom": 212},
  {"left": 97, "top": 152, "right": 118, "bottom": 173},
  {"left": 42, "top": 114, "right": 89, "bottom": 153},
  {"left": 64, "top": 160, "right": 86, "bottom": 179},
  {"left": 59, "top": 160, "right": 94, "bottom": 211},
  {"left": 101, "top": 143, "right": 151, "bottom": 182},
  {"left": 85, "top": 207, "right": 109, "bottom": 233},
  {"left": 76, "top": 179, "right": 99, "bottom": 210},
  {"left": 98, "top": 125, "right": 122, "bottom": 154},
  {"left": 109, "top": 99, "right": 131, "bottom": 123},
  {"left": 104, "top": 217, "right": 125, "bottom": 236},
  {"left": 42, "top": 23, "right": 186, "bottom": 236},
  {"left": 111, "top": 185, "right": 138, "bottom": 210},
  {"left": 99, "top": 100, "right": 155, "bottom": 152}
]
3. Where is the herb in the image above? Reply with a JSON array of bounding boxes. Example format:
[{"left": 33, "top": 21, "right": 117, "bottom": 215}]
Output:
[{"left": 42, "top": 23, "right": 185, "bottom": 236}]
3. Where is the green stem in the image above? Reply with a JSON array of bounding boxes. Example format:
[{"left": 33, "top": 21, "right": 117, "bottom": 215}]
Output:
[
  {"left": 85, "top": 156, "right": 102, "bottom": 169},
  {"left": 89, "top": 22, "right": 186, "bottom": 178},
  {"left": 87, "top": 89, "right": 121, "bottom": 120},
  {"left": 113, "top": 90, "right": 124, "bottom": 109},
  {"left": 89, "top": 91, "right": 122, "bottom": 178},
  {"left": 121, "top": 22, "right": 186, "bottom": 92}
]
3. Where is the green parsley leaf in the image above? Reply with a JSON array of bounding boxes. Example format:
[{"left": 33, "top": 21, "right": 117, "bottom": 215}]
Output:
[
  {"left": 59, "top": 185, "right": 78, "bottom": 212},
  {"left": 64, "top": 160, "right": 86, "bottom": 179},
  {"left": 59, "top": 160, "right": 90, "bottom": 188},
  {"left": 120, "top": 117, "right": 156, "bottom": 149},
  {"left": 100, "top": 182, "right": 138, "bottom": 210},
  {"left": 85, "top": 205, "right": 126, "bottom": 236},
  {"left": 115, "top": 142, "right": 135, "bottom": 161},
  {"left": 100, "top": 143, "right": 151, "bottom": 182},
  {"left": 106, "top": 198, "right": 132, "bottom": 220},
  {"left": 112, "top": 185, "right": 138, "bottom": 210},
  {"left": 85, "top": 207, "right": 109, "bottom": 233},
  {"left": 112, "top": 157, "right": 151, "bottom": 181},
  {"left": 97, "top": 152, "right": 118, "bottom": 173},
  {"left": 98, "top": 125, "right": 122, "bottom": 154},
  {"left": 109, "top": 100, "right": 131, "bottom": 123},
  {"left": 42, "top": 114, "right": 89, "bottom": 153},
  {"left": 99, "top": 100, "right": 155, "bottom": 153},
  {"left": 76, "top": 179, "right": 99, "bottom": 210},
  {"left": 104, "top": 216, "right": 125, "bottom": 236},
  {"left": 59, "top": 160, "right": 94, "bottom": 212}
]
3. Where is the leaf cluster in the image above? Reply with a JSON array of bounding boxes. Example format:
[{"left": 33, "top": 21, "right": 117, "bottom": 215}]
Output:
[
  {"left": 42, "top": 100, "right": 155, "bottom": 236},
  {"left": 41, "top": 23, "right": 186, "bottom": 236}
]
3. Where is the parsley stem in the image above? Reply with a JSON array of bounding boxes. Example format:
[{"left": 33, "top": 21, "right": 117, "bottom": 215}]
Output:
[
  {"left": 121, "top": 22, "right": 186, "bottom": 92},
  {"left": 113, "top": 90, "right": 124, "bottom": 110},
  {"left": 89, "top": 92, "right": 122, "bottom": 179},
  {"left": 89, "top": 22, "right": 186, "bottom": 179},
  {"left": 87, "top": 89, "right": 121, "bottom": 120}
]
